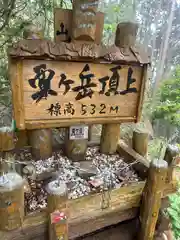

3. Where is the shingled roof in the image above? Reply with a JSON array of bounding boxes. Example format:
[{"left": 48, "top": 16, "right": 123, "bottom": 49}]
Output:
[{"left": 9, "top": 39, "right": 150, "bottom": 65}]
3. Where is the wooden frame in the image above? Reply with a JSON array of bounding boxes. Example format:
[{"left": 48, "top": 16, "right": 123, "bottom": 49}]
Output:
[
  {"left": 9, "top": 59, "right": 147, "bottom": 130},
  {"left": 0, "top": 141, "right": 177, "bottom": 240}
]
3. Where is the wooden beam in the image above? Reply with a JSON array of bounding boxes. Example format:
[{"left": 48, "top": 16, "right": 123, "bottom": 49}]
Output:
[
  {"left": 0, "top": 183, "right": 144, "bottom": 239},
  {"left": 0, "top": 178, "right": 176, "bottom": 240},
  {"left": 117, "top": 140, "right": 149, "bottom": 179}
]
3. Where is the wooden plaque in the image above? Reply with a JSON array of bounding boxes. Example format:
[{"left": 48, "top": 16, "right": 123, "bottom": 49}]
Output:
[
  {"left": 10, "top": 60, "right": 146, "bottom": 130},
  {"left": 54, "top": 9, "right": 104, "bottom": 44}
]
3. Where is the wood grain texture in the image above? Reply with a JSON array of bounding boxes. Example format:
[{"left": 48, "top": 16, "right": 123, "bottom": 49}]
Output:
[
  {"left": 47, "top": 184, "right": 68, "bottom": 240},
  {"left": 72, "top": 0, "right": 99, "bottom": 41},
  {"left": 28, "top": 129, "right": 52, "bottom": 160},
  {"left": 136, "top": 65, "right": 148, "bottom": 122},
  {"left": 117, "top": 140, "right": 149, "bottom": 179},
  {"left": 9, "top": 60, "right": 25, "bottom": 129},
  {"left": 100, "top": 124, "right": 120, "bottom": 154},
  {"left": 132, "top": 130, "right": 149, "bottom": 157},
  {"left": 54, "top": 9, "right": 104, "bottom": 44},
  {"left": 15, "top": 130, "right": 28, "bottom": 148},
  {"left": 0, "top": 180, "right": 176, "bottom": 239},
  {"left": 0, "top": 184, "right": 24, "bottom": 231},
  {"left": 65, "top": 128, "right": 88, "bottom": 161},
  {"left": 138, "top": 159, "right": 168, "bottom": 240},
  {"left": 9, "top": 39, "right": 150, "bottom": 64},
  {"left": 19, "top": 60, "right": 143, "bottom": 129},
  {"left": 0, "top": 183, "right": 144, "bottom": 239},
  {"left": 164, "top": 145, "right": 180, "bottom": 183},
  {"left": 54, "top": 9, "right": 72, "bottom": 43},
  {"left": 115, "top": 22, "right": 138, "bottom": 48},
  {"left": 0, "top": 131, "right": 14, "bottom": 151}
]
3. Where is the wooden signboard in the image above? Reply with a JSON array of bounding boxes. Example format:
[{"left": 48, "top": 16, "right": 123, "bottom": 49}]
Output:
[{"left": 10, "top": 59, "right": 145, "bottom": 130}]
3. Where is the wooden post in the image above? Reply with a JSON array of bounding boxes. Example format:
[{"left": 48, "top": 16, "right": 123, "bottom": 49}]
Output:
[
  {"left": 0, "top": 129, "right": 15, "bottom": 174},
  {"left": 164, "top": 144, "right": 179, "bottom": 183},
  {"left": 132, "top": 130, "right": 149, "bottom": 157},
  {"left": 64, "top": 128, "right": 88, "bottom": 161},
  {"left": 28, "top": 129, "right": 52, "bottom": 160},
  {"left": 46, "top": 180, "right": 68, "bottom": 240},
  {"left": 15, "top": 130, "right": 28, "bottom": 149},
  {"left": 23, "top": 25, "right": 52, "bottom": 160},
  {"left": 138, "top": 159, "right": 168, "bottom": 240},
  {"left": 100, "top": 22, "right": 138, "bottom": 155},
  {"left": 100, "top": 124, "right": 120, "bottom": 154},
  {"left": 63, "top": 1, "right": 100, "bottom": 161},
  {"left": 0, "top": 173, "right": 24, "bottom": 231},
  {"left": 72, "top": 0, "right": 99, "bottom": 41}
]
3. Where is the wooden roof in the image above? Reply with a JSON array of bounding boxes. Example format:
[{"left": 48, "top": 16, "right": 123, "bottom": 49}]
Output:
[{"left": 9, "top": 39, "right": 150, "bottom": 65}]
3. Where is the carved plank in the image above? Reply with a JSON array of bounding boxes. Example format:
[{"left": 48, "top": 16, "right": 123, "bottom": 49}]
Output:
[{"left": 12, "top": 60, "right": 143, "bottom": 129}]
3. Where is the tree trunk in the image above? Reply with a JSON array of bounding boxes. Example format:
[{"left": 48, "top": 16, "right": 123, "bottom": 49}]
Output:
[{"left": 153, "top": 0, "right": 176, "bottom": 95}]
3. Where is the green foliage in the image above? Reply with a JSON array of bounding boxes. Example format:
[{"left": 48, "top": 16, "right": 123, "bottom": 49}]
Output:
[
  {"left": 152, "top": 66, "right": 180, "bottom": 127},
  {"left": 167, "top": 186, "right": 180, "bottom": 239}
]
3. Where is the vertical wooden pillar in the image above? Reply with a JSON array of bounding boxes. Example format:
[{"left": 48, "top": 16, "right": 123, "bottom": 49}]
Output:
[
  {"left": 133, "top": 130, "right": 149, "bottom": 157},
  {"left": 0, "top": 173, "right": 24, "bottom": 231},
  {"left": 23, "top": 25, "right": 53, "bottom": 160},
  {"left": 46, "top": 180, "right": 68, "bottom": 240},
  {"left": 64, "top": 128, "right": 88, "bottom": 161},
  {"left": 0, "top": 130, "right": 15, "bottom": 174},
  {"left": 164, "top": 144, "right": 179, "bottom": 183},
  {"left": 138, "top": 159, "right": 168, "bottom": 240},
  {"left": 100, "top": 22, "right": 139, "bottom": 155},
  {"left": 28, "top": 129, "right": 52, "bottom": 160},
  {"left": 100, "top": 124, "right": 120, "bottom": 154},
  {"left": 0, "top": 130, "right": 24, "bottom": 231}
]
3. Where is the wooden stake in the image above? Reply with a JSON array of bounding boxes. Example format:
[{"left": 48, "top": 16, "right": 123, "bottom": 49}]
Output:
[
  {"left": 0, "top": 173, "right": 24, "bottom": 231},
  {"left": 46, "top": 181, "right": 68, "bottom": 240},
  {"left": 100, "top": 22, "right": 138, "bottom": 155},
  {"left": 138, "top": 159, "right": 168, "bottom": 240},
  {"left": 100, "top": 124, "right": 120, "bottom": 154},
  {"left": 28, "top": 129, "right": 52, "bottom": 160},
  {"left": 132, "top": 130, "right": 149, "bottom": 157},
  {"left": 64, "top": 128, "right": 88, "bottom": 161},
  {"left": 164, "top": 144, "right": 179, "bottom": 183}
]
